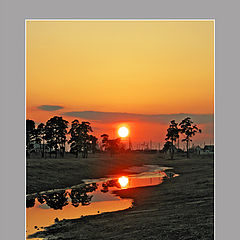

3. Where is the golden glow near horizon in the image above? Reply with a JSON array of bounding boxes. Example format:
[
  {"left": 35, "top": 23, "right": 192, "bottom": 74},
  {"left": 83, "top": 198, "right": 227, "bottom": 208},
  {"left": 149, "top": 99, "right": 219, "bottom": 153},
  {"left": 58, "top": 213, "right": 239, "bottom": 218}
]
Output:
[
  {"left": 26, "top": 20, "right": 214, "bottom": 116},
  {"left": 118, "top": 176, "right": 129, "bottom": 188},
  {"left": 26, "top": 20, "right": 214, "bottom": 144},
  {"left": 118, "top": 126, "right": 129, "bottom": 138}
]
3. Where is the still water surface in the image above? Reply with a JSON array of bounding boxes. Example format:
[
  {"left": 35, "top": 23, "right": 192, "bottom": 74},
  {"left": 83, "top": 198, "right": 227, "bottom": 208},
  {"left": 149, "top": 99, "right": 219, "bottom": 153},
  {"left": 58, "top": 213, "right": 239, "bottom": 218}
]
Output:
[{"left": 26, "top": 165, "right": 176, "bottom": 239}]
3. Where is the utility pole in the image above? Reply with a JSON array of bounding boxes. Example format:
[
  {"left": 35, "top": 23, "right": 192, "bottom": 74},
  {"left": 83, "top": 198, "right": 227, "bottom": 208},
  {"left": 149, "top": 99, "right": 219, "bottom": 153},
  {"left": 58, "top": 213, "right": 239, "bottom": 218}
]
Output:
[{"left": 129, "top": 137, "right": 132, "bottom": 151}]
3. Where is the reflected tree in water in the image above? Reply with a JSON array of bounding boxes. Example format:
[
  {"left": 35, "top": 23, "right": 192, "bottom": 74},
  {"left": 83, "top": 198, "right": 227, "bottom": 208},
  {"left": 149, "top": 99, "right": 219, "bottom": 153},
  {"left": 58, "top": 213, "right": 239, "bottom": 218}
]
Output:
[
  {"left": 101, "top": 179, "right": 121, "bottom": 192},
  {"left": 70, "top": 184, "right": 97, "bottom": 207},
  {"left": 27, "top": 183, "right": 98, "bottom": 210},
  {"left": 41, "top": 191, "right": 69, "bottom": 210},
  {"left": 26, "top": 197, "right": 36, "bottom": 208}
]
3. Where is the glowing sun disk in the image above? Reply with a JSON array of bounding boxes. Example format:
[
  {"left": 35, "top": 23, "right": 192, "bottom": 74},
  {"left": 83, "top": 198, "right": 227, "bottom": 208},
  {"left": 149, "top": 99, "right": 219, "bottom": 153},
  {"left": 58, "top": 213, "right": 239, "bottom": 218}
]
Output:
[
  {"left": 118, "top": 127, "right": 129, "bottom": 138},
  {"left": 118, "top": 176, "right": 129, "bottom": 188}
]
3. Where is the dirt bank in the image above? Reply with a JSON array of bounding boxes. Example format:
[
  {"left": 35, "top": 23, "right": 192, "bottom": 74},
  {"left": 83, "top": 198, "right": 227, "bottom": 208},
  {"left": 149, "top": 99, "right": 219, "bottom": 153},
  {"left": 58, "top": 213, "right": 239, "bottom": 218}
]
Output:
[
  {"left": 29, "top": 154, "right": 214, "bottom": 240},
  {"left": 27, "top": 152, "right": 160, "bottom": 194}
]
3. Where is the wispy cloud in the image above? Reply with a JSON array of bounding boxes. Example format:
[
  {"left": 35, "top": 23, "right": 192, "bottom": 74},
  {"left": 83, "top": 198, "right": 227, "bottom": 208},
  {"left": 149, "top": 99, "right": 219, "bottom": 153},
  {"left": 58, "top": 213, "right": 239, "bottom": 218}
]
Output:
[
  {"left": 38, "top": 105, "right": 64, "bottom": 111},
  {"left": 63, "top": 111, "right": 213, "bottom": 124}
]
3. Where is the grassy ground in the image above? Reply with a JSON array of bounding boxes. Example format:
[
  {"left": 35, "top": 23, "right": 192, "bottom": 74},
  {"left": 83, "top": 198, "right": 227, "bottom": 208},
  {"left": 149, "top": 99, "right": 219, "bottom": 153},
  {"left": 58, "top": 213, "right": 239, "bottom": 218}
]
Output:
[
  {"left": 28, "top": 152, "right": 214, "bottom": 240},
  {"left": 27, "top": 152, "right": 160, "bottom": 194}
]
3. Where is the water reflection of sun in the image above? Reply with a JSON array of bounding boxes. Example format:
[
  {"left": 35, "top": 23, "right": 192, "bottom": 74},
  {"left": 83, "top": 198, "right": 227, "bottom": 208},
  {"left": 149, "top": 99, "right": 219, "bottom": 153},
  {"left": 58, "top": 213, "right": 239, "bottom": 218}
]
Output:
[{"left": 118, "top": 176, "right": 129, "bottom": 188}]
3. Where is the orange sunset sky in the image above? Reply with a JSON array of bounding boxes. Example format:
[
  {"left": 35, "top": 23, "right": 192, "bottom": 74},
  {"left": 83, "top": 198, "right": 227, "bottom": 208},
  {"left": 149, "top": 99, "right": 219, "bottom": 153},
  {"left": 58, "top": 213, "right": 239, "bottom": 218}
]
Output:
[{"left": 26, "top": 20, "right": 214, "bottom": 148}]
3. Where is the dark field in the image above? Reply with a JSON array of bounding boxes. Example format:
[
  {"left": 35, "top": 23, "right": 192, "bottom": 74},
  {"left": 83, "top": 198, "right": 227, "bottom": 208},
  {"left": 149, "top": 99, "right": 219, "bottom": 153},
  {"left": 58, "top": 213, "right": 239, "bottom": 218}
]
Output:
[
  {"left": 27, "top": 152, "right": 161, "bottom": 194},
  {"left": 27, "top": 153, "right": 214, "bottom": 240}
]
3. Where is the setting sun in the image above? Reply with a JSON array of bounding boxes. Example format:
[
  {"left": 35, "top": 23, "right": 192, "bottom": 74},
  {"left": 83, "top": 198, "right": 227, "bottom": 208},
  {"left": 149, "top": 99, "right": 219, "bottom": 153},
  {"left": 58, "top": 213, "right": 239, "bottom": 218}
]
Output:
[
  {"left": 118, "top": 176, "right": 129, "bottom": 188},
  {"left": 118, "top": 127, "right": 129, "bottom": 138}
]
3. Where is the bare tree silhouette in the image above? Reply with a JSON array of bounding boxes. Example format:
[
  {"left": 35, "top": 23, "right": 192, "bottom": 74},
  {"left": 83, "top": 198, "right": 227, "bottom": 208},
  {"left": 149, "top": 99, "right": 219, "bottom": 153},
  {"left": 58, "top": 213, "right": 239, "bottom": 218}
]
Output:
[
  {"left": 37, "top": 123, "right": 46, "bottom": 158},
  {"left": 68, "top": 120, "right": 94, "bottom": 158},
  {"left": 100, "top": 134, "right": 121, "bottom": 156},
  {"left": 26, "top": 119, "right": 35, "bottom": 157},
  {"left": 45, "top": 116, "right": 68, "bottom": 158},
  {"left": 80, "top": 122, "right": 93, "bottom": 158},
  {"left": 162, "top": 141, "right": 172, "bottom": 154},
  {"left": 179, "top": 117, "right": 202, "bottom": 158},
  {"left": 165, "top": 120, "right": 179, "bottom": 159},
  {"left": 68, "top": 120, "right": 82, "bottom": 158},
  {"left": 101, "top": 134, "right": 109, "bottom": 152},
  {"left": 89, "top": 135, "right": 98, "bottom": 154}
]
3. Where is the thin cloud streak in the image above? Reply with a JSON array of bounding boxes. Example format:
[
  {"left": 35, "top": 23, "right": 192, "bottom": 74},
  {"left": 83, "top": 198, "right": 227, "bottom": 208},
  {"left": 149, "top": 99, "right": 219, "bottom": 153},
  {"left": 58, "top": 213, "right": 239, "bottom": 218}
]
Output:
[
  {"left": 38, "top": 105, "right": 64, "bottom": 111},
  {"left": 63, "top": 111, "right": 213, "bottom": 124}
]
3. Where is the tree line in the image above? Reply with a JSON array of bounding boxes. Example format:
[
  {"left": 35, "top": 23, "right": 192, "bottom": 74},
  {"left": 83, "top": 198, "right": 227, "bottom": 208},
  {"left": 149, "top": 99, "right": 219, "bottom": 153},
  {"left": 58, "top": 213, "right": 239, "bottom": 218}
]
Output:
[
  {"left": 100, "top": 134, "right": 126, "bottom": 156},
  {"left": 26, "top": 116, "right": 125, "bottom": 158},
  {"left": 26, "top": 116, "right": 98, "bottom": 158},
  {"left": 164, "top": 117, "right": 201, "bottom": 159},
  {"left": 26, "top": 115, "right": 201, "bottom": 159}
]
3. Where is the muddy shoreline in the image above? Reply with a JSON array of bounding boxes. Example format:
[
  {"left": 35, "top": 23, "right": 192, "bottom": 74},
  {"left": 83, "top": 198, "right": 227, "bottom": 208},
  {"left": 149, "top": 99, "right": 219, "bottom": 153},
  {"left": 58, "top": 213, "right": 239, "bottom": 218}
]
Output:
[
  {"left": 27, "top": 152, "right": 160, "bottom": 194},
  {"left": 28, "top": 153, "right": 214, "bottom": 240}
]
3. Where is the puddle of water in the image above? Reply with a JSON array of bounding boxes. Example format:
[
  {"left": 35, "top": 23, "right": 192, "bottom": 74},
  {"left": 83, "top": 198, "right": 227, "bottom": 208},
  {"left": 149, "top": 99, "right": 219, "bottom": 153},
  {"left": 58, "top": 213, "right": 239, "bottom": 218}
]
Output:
[
  {"left": 26, "top": 165, "right": 176, "bottom": 239},
  {"left": 26, "top": 184, "right": 132, "bottom": 238}
]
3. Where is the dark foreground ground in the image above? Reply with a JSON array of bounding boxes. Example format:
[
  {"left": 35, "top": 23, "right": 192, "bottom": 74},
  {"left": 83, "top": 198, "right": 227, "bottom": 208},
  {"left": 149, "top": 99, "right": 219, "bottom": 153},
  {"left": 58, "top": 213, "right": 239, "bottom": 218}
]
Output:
[
  {"left": 27, "top": 152, "right": 160, "bottom": 194},
  {"left": 28, "top": 153, "right": 214, "bottom": 240}
]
